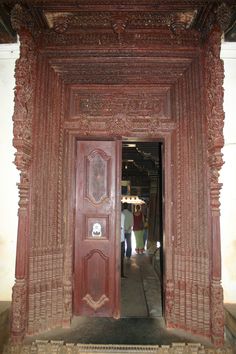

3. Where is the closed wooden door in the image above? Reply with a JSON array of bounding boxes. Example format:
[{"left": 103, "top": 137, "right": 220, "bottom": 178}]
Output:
[{"left": 74, "top": 140, "right": 121, "bottom": 317}]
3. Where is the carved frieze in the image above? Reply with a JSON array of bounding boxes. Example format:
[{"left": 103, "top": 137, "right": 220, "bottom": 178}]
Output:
[
  {"left": 69, "top": 88, "right": 171, "bottom": 119},
  {"left": 71, "top": 92, "right": 169, "bottom": 118},
  {"left": 65, "top": 87, "right": 174, "bottom": 136},
  {"left": 44, "top": 10, "right": 197, "bottom": 33},
  {"left": 40, "top": 28, "right": 201, "bottom": 48}
]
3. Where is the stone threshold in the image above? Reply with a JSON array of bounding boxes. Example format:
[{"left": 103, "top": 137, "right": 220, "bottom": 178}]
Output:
[{"left": 3, "top": 341, "right": 234, "bottom": 354}]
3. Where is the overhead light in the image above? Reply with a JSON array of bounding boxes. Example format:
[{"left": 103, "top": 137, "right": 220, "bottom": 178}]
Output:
[
  {"left": 123, "top": 143, "right": 136, "bottom": 148},
  {"left": 121, "top": 195, "right": 145, "bottom": 205}
]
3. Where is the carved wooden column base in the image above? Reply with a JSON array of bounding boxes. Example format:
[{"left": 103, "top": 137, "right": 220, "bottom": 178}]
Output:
[
  {"left": 165, "top": 279, "right": 175, "bottom": 328},
  {"left": 211, "top": 281, "right": 224, "bottom": 347},
  {"left": 11, "top": 279, "right": 27, "bottom": 343},
  {"left": 62, "top": 280, "right": 73, "bottom": 327}
]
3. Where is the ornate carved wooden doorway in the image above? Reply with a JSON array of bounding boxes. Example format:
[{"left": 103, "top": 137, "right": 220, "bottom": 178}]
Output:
[{"left": 11, "top": 2, "right": 226, "bottom": 347}]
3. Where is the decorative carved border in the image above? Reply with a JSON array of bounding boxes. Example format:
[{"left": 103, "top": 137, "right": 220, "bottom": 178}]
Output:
[
  {"left": 4, "top": 341, "right": 233, "bottom": 354},
  {"left": 10, "top": 6, "right": 37, "bottom": 341},
  {"left": 204, "top": 25, "right": 225, "bottom": 347}
]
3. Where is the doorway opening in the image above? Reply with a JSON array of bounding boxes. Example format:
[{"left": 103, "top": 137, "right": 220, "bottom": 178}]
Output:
[{"left": 121, "top": 141, "right": 164, "bottom": 318}]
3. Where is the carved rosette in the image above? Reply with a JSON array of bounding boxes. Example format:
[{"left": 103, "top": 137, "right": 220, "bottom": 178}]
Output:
[
  {"left": 204, "top": 25, "right": 224, "bottom": 347},
  {"left": 106, "top": 113, "right": 132, "bottom": 136},
  {"left": 10, "top": 4, "right": 37, "bottom": 342},
  {"left": 148, "top": 116, "right": 161, "bottom": 136}
]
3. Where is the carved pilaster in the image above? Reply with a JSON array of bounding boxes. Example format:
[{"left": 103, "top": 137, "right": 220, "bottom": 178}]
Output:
[
  {"left": 10, "top": 4, "right": 37, "bottom": 342},
  {"left": 204, "top": 25, "right": 225, "bottom": 347}
]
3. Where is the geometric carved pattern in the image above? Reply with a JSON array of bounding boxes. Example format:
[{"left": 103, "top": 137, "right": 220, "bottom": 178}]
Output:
[
  {"left": 5, "top": 342, "right": 232, "bottom": 354},
  {"left": 83, "top": 250, "right": 109, "bottom": 310},
  {"left": 86, "top": 149, "right": 110, "bottom": 205},
  {"left": 82, "top": 294, "right": 109, "bottom": 311}
]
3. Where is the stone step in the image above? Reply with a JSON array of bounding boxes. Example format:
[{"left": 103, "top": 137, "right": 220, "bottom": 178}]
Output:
[{"left": 3, "top": 341, "right": 234, "bottom": 354}]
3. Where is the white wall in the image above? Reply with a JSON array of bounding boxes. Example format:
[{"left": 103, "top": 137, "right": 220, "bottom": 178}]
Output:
[
  {"left": 220, "top": 42, "right": 236, "bottom": 304},
  {"left": 0, "top": 41, "right": 235, "bottom": 304},
  {"left": 0, "top": 43, "right": 19, "bottom": 300}
]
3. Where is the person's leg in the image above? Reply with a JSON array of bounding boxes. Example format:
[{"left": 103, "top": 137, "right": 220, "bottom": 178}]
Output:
[
  {"left": 125, "top": 232, "right": 132, "bottom": 258},
  {"left": 137, "top": 230, "right": 144, "bottom": 253},
  {"left": 134, "top": 231, "right": 139, "bottom": 253},
  {"left": 143, "top": 229, "right": 148, "bottom": 249}
]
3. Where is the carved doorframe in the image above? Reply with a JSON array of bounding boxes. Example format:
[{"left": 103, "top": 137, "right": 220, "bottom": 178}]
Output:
[
  {"left": 63, "top": 130, "right": 172, "bottom": 322},
  {"left": 10, "top": 7, "right": 225, "bottom": 345}
]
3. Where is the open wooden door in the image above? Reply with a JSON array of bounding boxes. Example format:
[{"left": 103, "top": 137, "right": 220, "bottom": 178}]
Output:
[{"left": 74, "top": 140, "right": 121, "bottom": 318}]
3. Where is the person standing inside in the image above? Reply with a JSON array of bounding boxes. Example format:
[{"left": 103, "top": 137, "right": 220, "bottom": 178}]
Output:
[
  {"left": 121, "top": 209, "right": 126, "bottom": 278},
  {"left": 133, "top": 204, "right": 145, "bottom": 254},
  {"left": 122, "top": 202, "right": 134, "bottom": 259}
]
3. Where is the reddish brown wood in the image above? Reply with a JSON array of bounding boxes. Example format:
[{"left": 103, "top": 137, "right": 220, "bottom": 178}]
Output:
[
  {"left": 74, "top": 140, "right": 120, "bottom": 317},
  {"left": 9, "top": 1, "right": 228, "bottom": 347}
]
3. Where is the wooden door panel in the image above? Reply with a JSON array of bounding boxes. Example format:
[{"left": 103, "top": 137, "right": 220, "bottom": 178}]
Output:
[{"left": 74, "top": 140, "right": 120, "bottom": 317}]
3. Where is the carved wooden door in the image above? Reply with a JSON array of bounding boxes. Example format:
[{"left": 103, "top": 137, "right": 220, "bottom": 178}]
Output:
[{"left": 74, "top": 140, "right": 121, "bottom": 318}]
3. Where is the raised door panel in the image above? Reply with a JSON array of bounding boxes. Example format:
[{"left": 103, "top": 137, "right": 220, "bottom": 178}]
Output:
[{"left": 74, "top": 140, "right": 120, "bottom": 317}]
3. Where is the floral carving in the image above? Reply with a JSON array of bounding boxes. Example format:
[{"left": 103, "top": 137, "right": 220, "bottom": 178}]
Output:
[
  {"left": 205, "top": 26, "right": 224, "bottom": 212},
  {"left": 204, "top": 25, "right": 225, "bottom": 347},
  {"left": 10, "top": 7, "right": 37, "bottom": 342},
  {"left": 148, "top": 116, "right": 161, "bottom": 136},
  {"left": 106, "top": 113, "right": 132, "bottom": 136}
]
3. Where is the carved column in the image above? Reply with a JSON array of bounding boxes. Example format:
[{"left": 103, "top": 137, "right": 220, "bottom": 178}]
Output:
[
  {"left": 10, "top": 5, "right": 36, "bottom": 342},
  {"left": 204, "top": 25, "right": 225, "bottom": 347}
]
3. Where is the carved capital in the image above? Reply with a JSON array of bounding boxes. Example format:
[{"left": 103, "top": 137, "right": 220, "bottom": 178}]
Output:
[
  {"left": 201, "top": 3, "right": 234, "bottom": 41},
  {"left": 216, "top": 2, "right": 234, "bottom": 32},
  {"left": 11, "top": 4, "right": 33, "bottom": 33}
]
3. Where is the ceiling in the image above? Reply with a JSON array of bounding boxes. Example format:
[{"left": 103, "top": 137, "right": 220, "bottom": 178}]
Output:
[
  {"left": 122, "top": 142, "right": 161, "bottom": 198},
  {"left": 1, "top": 1, "right": 236, "bottom": 44}
]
